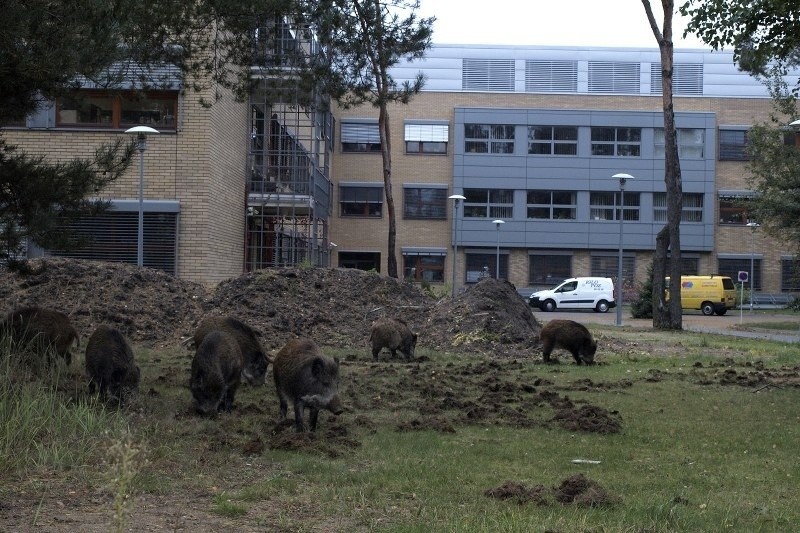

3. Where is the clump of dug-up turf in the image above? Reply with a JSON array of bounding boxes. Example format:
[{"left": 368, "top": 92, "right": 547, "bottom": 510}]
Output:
[
  {"left": 552, "top": 404, "right": 623, "bottom": 434},
  {"left": 485, "top": 474, "right": 621, "bottom": 507}
]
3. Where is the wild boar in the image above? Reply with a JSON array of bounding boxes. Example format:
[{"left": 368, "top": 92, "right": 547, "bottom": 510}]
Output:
[
  {"left": 273, "top": 338, "right": 343, "bottom": 432},
  {"left": 540, "top": 319, "right": 597, "bottom": 365},
  {"left": 369, "top": 317, "right": 418, "bottom": 361},
  {"left": 2, "top": 306, "right": 79, "bottom": 365},
  {"left": 190, "top": 330, "right": 243, "bottom": 416},
  {"left": 193, "top": 316, "right": 269, "bottom": 386},
  {"left": 85, "top": 325, "right": 140, "bottom": 405}
]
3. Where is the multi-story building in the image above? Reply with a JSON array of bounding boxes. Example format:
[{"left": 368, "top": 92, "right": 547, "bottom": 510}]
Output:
[
  {"left": 332, "top": 44, "right": 800, "bottom": 295},
  {"left": 3, "top": 37, "right": 799, "bottom": 295}
]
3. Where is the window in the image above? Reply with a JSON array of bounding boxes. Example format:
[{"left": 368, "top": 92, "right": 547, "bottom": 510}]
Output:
[
  {"left": 654, "top": 128, "right": 705, "bottom": 159},
  {"left": 463, "top": 189, "right": 514, "bottom": 218},
  {"left": 464, "top": 124, "right": 515, "bottom": 154},
  {"left": 403, "top": 187, "right": 447, "bottom": 219},
  {"left": 56, "top": 90, "right": 178, "bottom": 129},
  {"left": 462, "top": 59, "right": 515, "bottom": 91},
  {"left": 528, "top": 126, "right": 578, "bottom": 155},
  {"left": 466, "top": 252, "right": 508, "bottom": 282},
  {"left": 718, "top": 258, "right": 761, "bottom": 290},
  {"left": 654, "top": 192, "right": 703, "bottom": 222},
  {"left": 48, "top": 209, "right": 178, "bottom": 274},
  {"left": 338, "top": 252, "right": 380, "bottom": 272},
  {"left": 719, "top": 128, "right": 749, "bottom": 161},
  {"left": 528, "top": 254, "right": 572, "bottom": 285},
  {"left": 591, "top": 127, "right": 641, "bottom": 156},
  {"left": 781, "top": 258, "right": 800, "bottom": 291},
  {"left": 591, "top": 254, "right": 635, "bottom": 284},
  {"left": 403, "top": 252, "right": 446, "bottom": 282},
  {"left": 526, "top": 190, "right": 576, "bottom": 219},
  {"left": 340, "top": 185, "right": 383, "bottom": 217},
  {"left": 718, "top": 193, "right": 754, "bottom": 225},
  {"left": 590, "top": 192, "right": 640, "bottom": 221},
  {"left": 680, "top": 257, "right": 700, "bottom": 275},
  {"left": 341, "top": 120, "right": 381, "bottom": 152},
  {"left": 405, "top": 123, "right": 448, "bottom": 154}
]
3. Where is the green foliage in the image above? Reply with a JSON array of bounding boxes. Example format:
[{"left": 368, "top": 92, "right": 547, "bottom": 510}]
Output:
[
  {"left": 681, "top": 0, "right": 800, "bottom": 85},
  {"left": 631, "top": 262, "right": 655, "bottom": 319},
  {"left": 0, "top": 138, "right": 135, "bottom": 263}
]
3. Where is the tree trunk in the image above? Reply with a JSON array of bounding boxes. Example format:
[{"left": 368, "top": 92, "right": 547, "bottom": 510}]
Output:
[
  {"left": 644, "top": 0, "right": 683, "bottom": 330},
  {"left": 378, "top": 103, "right": 398, "bottom": 278}
]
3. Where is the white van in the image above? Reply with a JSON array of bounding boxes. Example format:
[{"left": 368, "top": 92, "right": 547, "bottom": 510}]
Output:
[{"left": 528, "top": 277, "right": 616, "bottom": 313}]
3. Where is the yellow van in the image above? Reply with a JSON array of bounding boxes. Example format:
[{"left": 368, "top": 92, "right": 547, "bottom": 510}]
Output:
[{"left": 666, "top": 275, "right": 737, "bottom": 316}]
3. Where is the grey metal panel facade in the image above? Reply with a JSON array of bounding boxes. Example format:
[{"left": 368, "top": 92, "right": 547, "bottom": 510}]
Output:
[{"left": 453, "top": 107, "right": 717, "bottom": 253}]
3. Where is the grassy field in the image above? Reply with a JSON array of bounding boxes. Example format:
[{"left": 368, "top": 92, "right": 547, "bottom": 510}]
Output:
[{"left": 1, "top": 325, "right": 799, "bottom": 532}]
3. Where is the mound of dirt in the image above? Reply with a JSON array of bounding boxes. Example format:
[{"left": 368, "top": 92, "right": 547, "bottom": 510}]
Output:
[
  {"left": 484, "top": 481, "right": 549, "bottom": 505},
  {"left": 485, "top": 474, "right": 620, "bottom": 507},
  {"left": 552, "top": 404, "right": 623, "bottom": 434},
  {"left": 1, "top": 258, "right": 542, "bottom": 356}
]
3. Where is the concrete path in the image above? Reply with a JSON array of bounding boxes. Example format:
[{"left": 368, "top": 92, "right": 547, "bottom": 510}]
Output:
[{"left": 533, "top": 309, "right": 800, "bottom": 343}]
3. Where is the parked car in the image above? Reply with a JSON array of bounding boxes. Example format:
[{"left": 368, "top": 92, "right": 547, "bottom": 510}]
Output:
[
  {"left": 666, "top": 275, "right": 736, "bottom": 315},
  {"left": 528, "top": 277, "right": 616, "bottom": 313}
]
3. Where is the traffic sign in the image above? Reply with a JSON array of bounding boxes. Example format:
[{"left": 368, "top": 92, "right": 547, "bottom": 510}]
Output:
[{"left": 738, "top": 270, "right": 749, "bottom": 282}]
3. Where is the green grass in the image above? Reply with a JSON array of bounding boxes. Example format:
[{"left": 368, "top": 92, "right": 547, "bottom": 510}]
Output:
[{"left": 2, "top": 325, "right": 800, "bottom": 531}]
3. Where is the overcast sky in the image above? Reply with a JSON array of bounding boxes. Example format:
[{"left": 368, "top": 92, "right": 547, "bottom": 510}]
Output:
[{"left": 417, "top": 0, "right": 709, "bottom": 49}]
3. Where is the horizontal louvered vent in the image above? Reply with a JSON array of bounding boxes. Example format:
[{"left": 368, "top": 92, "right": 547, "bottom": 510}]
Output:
[
  {"left": 525, "top": 60, "right": 578, "bottom": 93},
  {"left": 651, "top": 63, "right": 704, "bottom": 96},
  {"left": 462, "top": 59, "right": 515, "bottom": 91},
  {"left": 588, "top": 61, "right": 641, "bottom": 93},
  {"left": 48, "top": 212, "right": 178, "bottom": 274}
]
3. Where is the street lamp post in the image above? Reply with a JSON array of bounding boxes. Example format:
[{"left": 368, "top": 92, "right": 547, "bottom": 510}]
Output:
[
  {"left": 448, "top": 194, "right": 466, "bottom": 294},
  {"left": 492, "top": 219, "right": 505, "bottom": 279},
  {"left": 747, "top": 221, "right": 760, "bottom": 312},
  {"left": 612, "top": 173, "right": 635, "bottom": 326},
  {"left": 125, "top": 126, "right": 159, "bottom": 267}
]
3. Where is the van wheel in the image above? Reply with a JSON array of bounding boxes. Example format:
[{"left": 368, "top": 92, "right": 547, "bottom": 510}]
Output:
[
  {"left": 595, "top": 300, "right": 610, "bottom": 313},
  {"left": 542, "top": 300, "right": 556, "bottom": 312},
  {"left": 701, "top": 302, "right": 715, "bottom": 316}
]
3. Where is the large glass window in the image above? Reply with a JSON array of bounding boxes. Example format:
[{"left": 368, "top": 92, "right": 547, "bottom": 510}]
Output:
[
  {"left": 403, "top": 254, "right": 445, "bottom": 282},
  {"left": 527, "top": 126, "right": 578, "bottom": 155},
  {"left": 526, "top": 190, "right": 576, "bottom": 219},
  {"left": 654, "top": 128, "right": 705, "bottom": 159},
  {"left": 654, "top": 192, "right": 703, "bottom": 222},
  {"left": 405, "top": 123, "right": 448, "bottom": 154},
  {"left": 591, "top": 255, "right": 636, "bottom": 284},
  {"left": 781, "top": 258, "right": 800, "bottom": 291},
  {"left": 341, "top": 121, "right": 381, "bottom": 152},
  {"left": 719, "top": 128, "right": 749, "bottom": 161},
  {"left": 528, "top": 254, "right": 572, "bottom": 286},
  {"left": 591, "top": 127, "right": 641, "bottom": 156},
  {"left": 338, "top": 252, "right": 380, "bottom": 272},
  {"left": 464, "top": 124, "right": 515, "bottom": 154},
  {"left": 403, "top": 187, "right": 447, "bottom": 219},
  {"left": 463, "top": 189, "right": 514, "bottom": 218},
  {"left": 465, "top": 252, "right": 508, "bottom": 282},
  {"left": 718, "top": 195, "right": 754, "bottom": 225},
  {"left": 718, "top": 258, "right": 761, "bottom": 290},
  {"left": 56, "top": 91, "right": 178, "bottom": 129},
  {"left": 340, "top": 185, "right": 383, "bottom": 217},
  {"left": 590, "top": 192, "right": 640, "bottom": 221}
]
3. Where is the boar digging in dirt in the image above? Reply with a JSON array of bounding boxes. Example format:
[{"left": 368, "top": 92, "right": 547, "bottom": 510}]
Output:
[
  {"left": 1, "top": 306, "right": 79, "bottom": 365},
  {"left": 273, "top": 338, "right": 344, "bottom": 432},
  {"left": 369, "top": 317, "right": 418, "bottom": 361},
  {"left": 190, "top": 330, "right": 243, "bottom": 416},
  {"left": 540, "top": 319, "right": 597, "bottom": 365},
  {"left": 193, "top": 315, "right": 269, "bottom": 386},
  {"left": 85, "top": 325, "right": 140, "bottom": 405}
]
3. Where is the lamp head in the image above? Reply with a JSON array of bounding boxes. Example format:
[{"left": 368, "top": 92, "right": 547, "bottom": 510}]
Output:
[
  {"left": 612, "top": 173, "right": 635, "bottom": 190},
  {"left": 492, "top": 219, "right": 505, "bottom": 228}
]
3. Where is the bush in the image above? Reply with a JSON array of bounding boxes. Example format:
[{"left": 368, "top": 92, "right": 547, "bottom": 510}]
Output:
[{"left": 631, "top": 263, "right": 654, "bottom": 319}]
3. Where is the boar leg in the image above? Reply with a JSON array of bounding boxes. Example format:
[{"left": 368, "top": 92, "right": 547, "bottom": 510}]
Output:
[
  {"left": 292, "top": 398, "right": 306, "bottom": 432},
  {"left": 309, "top": 407, "right": 320, "bottom": 432}
]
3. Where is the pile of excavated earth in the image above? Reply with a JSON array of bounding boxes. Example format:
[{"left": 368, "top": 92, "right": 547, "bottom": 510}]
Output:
[{"left": 0, "top": 258, "right": 542, "bottom": 357}]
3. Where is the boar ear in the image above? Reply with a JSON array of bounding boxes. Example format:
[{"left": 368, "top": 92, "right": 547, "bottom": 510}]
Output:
[{"left": 333, "top": 356, "right": 340, "bottom": 366}]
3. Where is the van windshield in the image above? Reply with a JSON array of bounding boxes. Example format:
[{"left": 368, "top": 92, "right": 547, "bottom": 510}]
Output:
[{"left": 558, "top": 281, "right": 577, "bottom": 292}]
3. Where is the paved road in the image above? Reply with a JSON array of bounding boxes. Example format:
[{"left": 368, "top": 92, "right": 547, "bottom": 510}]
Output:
[{"left": 532, "top": 308, "right": 800, "bottom": 343}]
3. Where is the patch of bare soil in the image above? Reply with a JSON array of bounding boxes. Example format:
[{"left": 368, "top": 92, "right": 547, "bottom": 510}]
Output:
[
  {"left": 485, "top": 474, "right": 621, "bottom": 507},
  {"left": 267, "top": 418, "right": 360, "bottom": 458},
  {"left": 0, "top": 259, "right": 542, "bottom": 357},
  {"left": 552, "top": 405, "right": 623, "bottom": 434}
]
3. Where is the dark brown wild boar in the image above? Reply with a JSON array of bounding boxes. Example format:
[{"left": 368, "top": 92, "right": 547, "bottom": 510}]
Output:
[
  {"left": 1, "top": 306, "right": 79, "bottom": 365},
  {"left": 540, "top": 319, "right": 597, "bottom": 365},
  {"left": 193, "top": 316, "right": 269, "bottom": 386},
  {"left": 273, "top": 338, "right": 343, "bottom": 432},
  {"left": 369, "top": 317, "right": 418, "bottom": 360},
  {"left": 190, "top": 330, "right": 243, "bottom": 416},
  {"left": 85, "top": 325, "right": 140, "bottom": 405}
]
